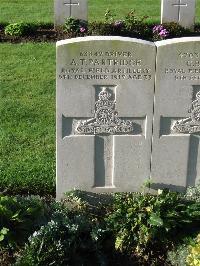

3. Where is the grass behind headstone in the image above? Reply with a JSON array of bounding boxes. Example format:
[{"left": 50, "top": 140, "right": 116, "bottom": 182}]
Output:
[
  {"left": 0, "top": 43, "right": 56, "bottom": 196},
  {"left": 0, "top": 0, "right": 54, "bottom": 24},
  {"left": 1, "top": 0, "right": 200, "bottom": 24},
  {"left": 0, "top": 0, "right": 180, "bottom": 24},
  {"left": 89, "top": 0, "right": 160, "bottom": 23}
]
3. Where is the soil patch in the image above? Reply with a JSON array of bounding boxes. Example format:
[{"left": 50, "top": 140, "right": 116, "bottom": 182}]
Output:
[{"left": 1, "top": 24, "right": 200, "bottom": 43}]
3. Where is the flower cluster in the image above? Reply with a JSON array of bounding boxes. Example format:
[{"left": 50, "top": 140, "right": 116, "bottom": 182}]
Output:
[
  {"left": 153, "top": 25, "right": 169, "bottom": 40},
  {"left": 80, "top": 27, "right": 86, "bottom": 33}
]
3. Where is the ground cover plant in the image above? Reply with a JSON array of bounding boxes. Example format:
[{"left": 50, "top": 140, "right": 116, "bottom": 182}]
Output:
[
  {"left": 106, "top": 189, "right": 200, "bottom": 260},
  {"left": 0, "top": 187, "right": 200, "bottom": 265},
  {"left": 0, "top": 195, "right": 50, "bottom": 249},
  {"left": 166, "top": 233, "right": 200, "bottom": 266},
  {"left": 4, "top": 23, "right": 37, "bottom": 37},
  {"left": 1, "top": 11, "right": 199, "bottom": 44}
]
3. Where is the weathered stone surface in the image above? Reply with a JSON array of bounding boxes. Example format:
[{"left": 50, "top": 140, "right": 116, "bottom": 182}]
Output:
[
  {"left": 161, "top": 0, "right": 196, "bottom": 29},
  {"left": 54, "top": 0, "right": 87, "bottom": 27},
  {"left": 151, "top": 37, "right": 200, "bottom": 192},
  {"left": 56, "top": 36, "right": 156, "bottom": 199}
]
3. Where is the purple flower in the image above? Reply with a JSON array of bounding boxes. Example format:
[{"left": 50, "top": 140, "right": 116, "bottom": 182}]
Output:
[
  {"left": 153, "top": 24, "right": 169, "bottom": 39},
  {"left": 159, "top": 29, "right": 169, "bottom": 37},
  {"left": 153, "top": 25, "right": 164, "bottom": 33},
  {"left": 80, "top": 27, "right": 86, "bottom": 33}
]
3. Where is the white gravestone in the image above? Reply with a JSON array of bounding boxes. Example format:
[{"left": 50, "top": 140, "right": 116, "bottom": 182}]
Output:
[
  {"left": 151, "top": 37, "right": 200, "bottom": 192},
  {"left": 54, "top": 0, "right": 87, "bottom": 27},
  {"left": 56, "top": 36, "right": 156, "bottom": 199},
  {"left": 161, "top": 0, "right": 196, "bottom": 29}
]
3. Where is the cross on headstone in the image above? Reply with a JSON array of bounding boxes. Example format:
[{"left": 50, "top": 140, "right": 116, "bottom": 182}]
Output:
[
  {"left": 159, "top": 86, "right": 200, "bottom": 187},
  {"left": 54, "top": 0, "right": 87, "bottom": 27},
  {"left": 161, "top": 0, "right": 196, "bottom": 29},
  {"left": 62, "top": 85, "right": 146, "bottom": 188},
  {"left": 64, "top": 0, "right": 79, "bottom": 17},
  {"left": 172, "top": 0, "right": 187, "bottom": 21}
]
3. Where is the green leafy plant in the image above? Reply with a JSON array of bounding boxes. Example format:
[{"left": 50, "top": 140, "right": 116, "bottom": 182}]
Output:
[
  {"left": 167, "top": 243, "right": 189, "bottom": 266},
  {"left": 0, "top": 195, "right": 48, "bottom": 248},
  {"left": 13, "top": 191, "right": 114, "bottom": 266},
  {"left": 4, "top": 22, "right": 36, "bottom": 36},
  {"left": 2, "top": 191, "right": 200, "bottom": 265},
  {"left": 106, "top": 190, "right": 200, "bottom": 257},
  {"left": 124, "top": 10, "right": 147, "bottom": 29},
  {"left": 122, "top": 11, "right": 151, "bottom": 38},
  {"left": 162, "top": 22, "right": 191, "bottom": 39},
  {"left": 167, "top": 233, "right": 200, "bottom": 266},
  {"left": 186, "top": 233, "right": 200, "bottom": 266},
  {"left": 166, "top": 236, "right": 194, "bottom": 266},
  {"left": 88, "top": 10, "right": 151, "bottom": 39},
  {"left": 104, "top": 9, "right": 116, "bottom": 23},
  {"left": 64, "top": 17, "right": 87, "bottom": 35},
  {"left": 15, "top": 215, "right": 108, "bottom": 266}
]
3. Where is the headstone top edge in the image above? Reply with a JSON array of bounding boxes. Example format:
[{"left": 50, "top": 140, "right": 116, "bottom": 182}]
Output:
[
  {"left": 56, "top": 36, "right": 156, "bottom": 47},
  {"left": 155, "top": 37, "right": 200, "bottom": 47}
]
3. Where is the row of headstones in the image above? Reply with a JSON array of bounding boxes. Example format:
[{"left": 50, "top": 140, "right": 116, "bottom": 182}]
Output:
[
  {"left": 56, "top": 36, "right": 200, "bottom": 199},
  {"left": 54, "top": 0, "right": 196, "bottom": 29}
]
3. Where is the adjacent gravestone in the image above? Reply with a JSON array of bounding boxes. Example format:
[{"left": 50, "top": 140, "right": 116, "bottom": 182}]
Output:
[
  {"left": 161, "top": 0, "right": 196, "bottom": 29},
  {"left": 54, "top": 0, "right": 87, "bottom": 27},
  {"left": 151, "top": 37, "right": 200, "bottom": 192},
  {"left": 56, "top": 36, "right": 156, "bottom": 199}
]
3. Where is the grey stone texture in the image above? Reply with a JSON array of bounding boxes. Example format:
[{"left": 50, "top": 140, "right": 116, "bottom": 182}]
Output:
[
  {"left": 151, "top": 37, "right": 200, "bottom": 192},
  {"left": 56, "top": 37, "right": 156, "bottom": 199},
  {"left": 54, "top": 0, "right": 87, "bottom": 27},
  {"left": 161, "top": 0, "right": 196, "bottom": 29}
]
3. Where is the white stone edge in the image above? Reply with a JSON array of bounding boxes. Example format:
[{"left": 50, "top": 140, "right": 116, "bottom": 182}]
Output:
[
  {"left": 155, "top": 37, "right": 200, "bottom": 47},
  {"left": 56, "top": 36, "right": 155, "bottom": 47}
]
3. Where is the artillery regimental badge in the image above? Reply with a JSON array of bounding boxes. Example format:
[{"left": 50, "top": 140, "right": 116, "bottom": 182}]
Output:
[
  {"left": 76, "top": 88, "right": 134, "bottom": 135},
  {"left": 172, "top": 91, "right": 200, "bottom": 134}
]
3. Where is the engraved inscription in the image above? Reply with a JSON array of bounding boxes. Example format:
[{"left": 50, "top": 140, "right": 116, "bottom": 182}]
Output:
[
  {"left": 164, "top": 51, "right": 200, "bottom": 81},
  {"left": 172, "top": 91, "right": 200, "bottom": 134},
  {"left": 76, "top": 88, "right": 134, "bottom": 135},
  {"left": 59, "top": 50, "right": 152, "bottom": 81}
]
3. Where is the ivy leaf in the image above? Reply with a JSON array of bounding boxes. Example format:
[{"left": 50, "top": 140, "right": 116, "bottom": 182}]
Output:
[{"left": 148, "top": 213, "right": 163, "bottom": 227}]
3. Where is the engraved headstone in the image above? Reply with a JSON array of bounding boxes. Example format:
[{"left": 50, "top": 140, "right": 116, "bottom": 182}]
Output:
[
  {"left": 54, "top": 0, "right": 87, "bottom": 27},
  {"left": 151, "top": 37, "right": 200, "bottom": 192},
  {"left": 161, "top": 0, "right": 196, "bottom": 29},
  {"left": 56, "top": 36, "right": 156, "bottom": 199}
]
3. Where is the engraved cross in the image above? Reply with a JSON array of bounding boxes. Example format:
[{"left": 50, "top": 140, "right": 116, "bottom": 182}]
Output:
[
  {"left": 172, "top": 0, "right": 188, "bottom": 21},
  {"left": 64, "top": 0, "right": 80, "bottom": 17},
  {"left": 159, "top": 86, "right": 200, "bottom": 187},
  {"left": 62, "top": 85, "right": 145, "bottom": 188}
]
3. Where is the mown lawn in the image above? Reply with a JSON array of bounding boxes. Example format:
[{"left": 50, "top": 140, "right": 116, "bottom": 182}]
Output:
[
  {"left": 1, "top": 1, "right": 200, "bottom": 196},
  {"left": 1, "top": 0, "right": 200, "bottom": 24},
  {"left": 0, "top": 43, "right": 56, "bottom": 195}
]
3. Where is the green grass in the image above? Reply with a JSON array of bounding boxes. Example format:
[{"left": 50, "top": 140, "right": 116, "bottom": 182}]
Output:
[
  {"left": 0, "top": 43, "right": 56, "bottom": 195},
  {"left": 89, "top": 0, "right": 160, "bottom": 23},
  {"left": 0, "top": 0, "right": 54, "bottom": 24},
  {"left": 1, "top": 0, "right": 200, "bottom": 24},
  {"left": 0, "top": 1, "right": 200, "bottom": 196}
]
